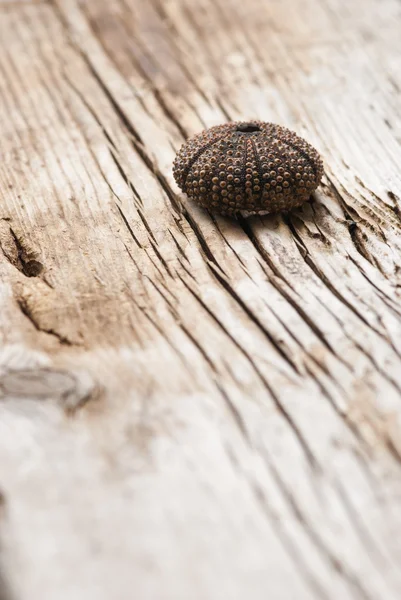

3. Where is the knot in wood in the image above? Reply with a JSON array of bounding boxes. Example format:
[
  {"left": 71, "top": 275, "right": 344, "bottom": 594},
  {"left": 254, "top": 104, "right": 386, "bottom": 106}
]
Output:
[
  {"left": 0, "top": 368, "right": 98, "bottom": 412},
  {"left": 173, "top": 121, "right": 323, "bottom": 217}
]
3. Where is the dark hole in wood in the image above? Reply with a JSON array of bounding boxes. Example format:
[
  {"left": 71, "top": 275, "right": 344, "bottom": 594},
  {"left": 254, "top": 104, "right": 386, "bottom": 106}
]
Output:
[{"left": 24, "top": 260, "right": 43, "bottom": 277}]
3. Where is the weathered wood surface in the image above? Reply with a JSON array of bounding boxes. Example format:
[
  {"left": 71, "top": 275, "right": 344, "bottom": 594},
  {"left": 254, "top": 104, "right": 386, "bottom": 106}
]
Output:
[{"left": 1, "top": 0, "right": 401, "bottom": 598}]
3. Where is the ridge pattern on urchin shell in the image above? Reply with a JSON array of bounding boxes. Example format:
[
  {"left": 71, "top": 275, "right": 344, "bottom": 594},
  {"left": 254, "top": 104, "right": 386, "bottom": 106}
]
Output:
[{"left": 173, "top": 121, "right": 323, "bottom": 217}]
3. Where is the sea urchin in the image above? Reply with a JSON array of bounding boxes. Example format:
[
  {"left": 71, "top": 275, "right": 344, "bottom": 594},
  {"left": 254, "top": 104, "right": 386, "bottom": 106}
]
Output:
[{"left": 173, "top": 121, "right": 323, "bottom": 217}]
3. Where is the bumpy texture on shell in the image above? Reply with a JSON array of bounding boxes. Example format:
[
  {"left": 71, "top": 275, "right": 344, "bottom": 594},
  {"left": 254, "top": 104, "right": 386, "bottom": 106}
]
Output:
[{"left": 173, "top": 121, "right": 323, "bottom": 216}]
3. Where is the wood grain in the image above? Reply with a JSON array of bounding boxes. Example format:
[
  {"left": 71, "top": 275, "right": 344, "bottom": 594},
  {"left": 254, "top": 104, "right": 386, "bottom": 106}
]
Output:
[{"left": 1, "top": 0, "right": 401, "bottom": 598}]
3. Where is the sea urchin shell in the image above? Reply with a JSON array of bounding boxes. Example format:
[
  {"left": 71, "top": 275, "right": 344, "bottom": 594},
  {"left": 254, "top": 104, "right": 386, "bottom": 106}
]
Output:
[{"left": 173, "top": 121, "right": 323, "bottom": 217}]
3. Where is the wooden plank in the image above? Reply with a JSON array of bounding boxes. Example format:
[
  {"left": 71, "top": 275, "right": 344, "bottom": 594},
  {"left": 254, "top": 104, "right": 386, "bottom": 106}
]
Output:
[{"left": 1, "top": 0, "right": 401, "bottom": 598}]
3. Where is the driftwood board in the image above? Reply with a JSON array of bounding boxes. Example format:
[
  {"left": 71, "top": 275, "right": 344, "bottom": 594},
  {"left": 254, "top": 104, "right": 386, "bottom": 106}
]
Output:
[{"left": 1, "top": 0, "right": 401, "bottom": 598}]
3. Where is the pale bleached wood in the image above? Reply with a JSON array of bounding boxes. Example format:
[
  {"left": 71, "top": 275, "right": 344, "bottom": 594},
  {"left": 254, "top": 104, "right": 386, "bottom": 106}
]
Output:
[{"left": 1, "top": 0, "right": 401, "bottom": 599}]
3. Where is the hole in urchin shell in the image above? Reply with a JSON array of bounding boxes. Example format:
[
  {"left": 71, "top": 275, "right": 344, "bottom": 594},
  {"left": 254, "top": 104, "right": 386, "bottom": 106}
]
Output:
[{"left": 235, "top": 122, "right": 261, "bottom": 134}]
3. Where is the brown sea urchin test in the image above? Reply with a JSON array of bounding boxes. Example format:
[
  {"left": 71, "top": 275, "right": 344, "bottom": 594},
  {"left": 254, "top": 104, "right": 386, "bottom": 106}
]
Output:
[{"left": 173, "top": 121, "right": 323, "bottom": 217}]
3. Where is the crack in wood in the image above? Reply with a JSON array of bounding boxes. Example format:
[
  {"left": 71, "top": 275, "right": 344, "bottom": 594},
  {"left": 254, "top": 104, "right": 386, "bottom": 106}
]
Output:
[
  {"left": 0, "top": 225, "right": 53, "bottom": 288},
  {"left": 16, "top": 297, "right": 76, "bottom": 347}
]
